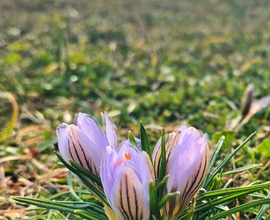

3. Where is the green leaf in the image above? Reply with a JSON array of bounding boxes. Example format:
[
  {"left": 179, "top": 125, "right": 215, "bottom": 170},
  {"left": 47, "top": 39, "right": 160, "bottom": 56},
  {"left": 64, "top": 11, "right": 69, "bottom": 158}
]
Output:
[
  {"left": 11, "top": 197, "right": 92, "bottom": 213},
  {"left": 157, "top": 131, "right": 166, "bottom": 200},
  {"left": 74, "top": 209, "right": 108, "bottom": 220},
  {"left": 69, "top": 159, "right": 102, "bottom": 187},
  {"left": 155, "top": 175, "right": 169, "bottom": 191},
  {"left": 12, "top": 197, "right": 107, "bottom": 220},
  {"left": 254, "top": 191, "right": 270, "bottom": 220},
  {"left": 205, "top": 131, "right": 256, "bottom": 188},
  {"left": 222, "top": 164, "right": 262, "bottom": 176},
  {"left": 212, "top": 131, "right": 237, "bottom": 149},
  {"left": 158, "top": 192, "right": 180, "bottom": 210},
  {"left": 54, "top": 151, "right": 109, "bottom": 207},
  {"left": 67, "top": 171, "right": 82, "bottom": 201},
  {"left": 179, "top": 182, "right": 270, "bottom": 219},
  {"left": 149, "top": 181, "right": 160, "bottom": 218},
  {"left": 208, "top": 198, "right": 270, "bottom": 220},
  {"left": 128, "top": 131, "right": 138, "bottom": 148},
  {"left": 199, "top": 182, "right": 270, "bottom": 200},
  {"left": 256, "top": 139, "right": 270, "bottom": 158},
  {"left": 140, "top": 121, "right": 151, "bottom": 159},
  {"left": 203, "top": 136, "right": 225, "bottom": 188}
]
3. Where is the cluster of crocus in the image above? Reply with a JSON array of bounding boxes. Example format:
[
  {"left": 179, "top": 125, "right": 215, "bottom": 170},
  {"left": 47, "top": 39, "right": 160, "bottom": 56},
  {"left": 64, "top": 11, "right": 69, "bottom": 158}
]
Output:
[{"left": 56, "top": 112, "right": 209, "bottom": 220}]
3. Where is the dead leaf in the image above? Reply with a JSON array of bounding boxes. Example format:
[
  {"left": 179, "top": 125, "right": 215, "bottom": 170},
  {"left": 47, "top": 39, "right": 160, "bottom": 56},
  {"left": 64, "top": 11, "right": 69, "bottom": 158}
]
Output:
[{"left": 240, "top": 58, "right": 260, "bottom": 73}]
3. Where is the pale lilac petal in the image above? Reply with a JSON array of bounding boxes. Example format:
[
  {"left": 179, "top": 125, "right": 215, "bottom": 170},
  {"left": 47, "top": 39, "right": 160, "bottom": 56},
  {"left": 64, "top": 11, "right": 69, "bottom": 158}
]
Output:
[
  {"left": 68, "top": 125, "right": 105, "bottom": 176},
  {"left": 119, "top": 139, "right": 141, "bottom": 151},
  {"left": 75, "top": 113, "right": 109, "bottom": 148},
  {"left": 101, "top": 144, "right": 152, "bottom": 220},
  {"left": 111, "top": 167, "right": 150, "bottom": 220},
  {"left": 167, "top": 134, "right": 200, "bottom": 192},
  {"left": 56, "top": 123, "right": 70, "bottom": 161},
  {"left": 105, "top": 113, "right": 118, "bottom": 149},
  {"left": 154, "top": 125, "right": 210, "bottom": 219}
]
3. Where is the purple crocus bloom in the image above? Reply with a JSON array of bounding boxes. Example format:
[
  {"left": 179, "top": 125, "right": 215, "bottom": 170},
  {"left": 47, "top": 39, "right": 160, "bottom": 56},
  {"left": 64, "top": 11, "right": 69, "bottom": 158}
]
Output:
[
  {"left": 56, "top": 112, "right": 117, "bottom": 177},
  {"left": 152, "top": 126, "right": 209, "bottom": 220},
  {"left": 101, "top": 142, "right": 154, "bottom": 220}
]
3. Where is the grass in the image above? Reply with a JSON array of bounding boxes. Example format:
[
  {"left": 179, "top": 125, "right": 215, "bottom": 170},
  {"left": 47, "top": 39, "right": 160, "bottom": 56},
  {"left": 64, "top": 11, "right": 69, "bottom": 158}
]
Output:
[{"left": 1, "top": 0, "right": 270, "bottom": 219}]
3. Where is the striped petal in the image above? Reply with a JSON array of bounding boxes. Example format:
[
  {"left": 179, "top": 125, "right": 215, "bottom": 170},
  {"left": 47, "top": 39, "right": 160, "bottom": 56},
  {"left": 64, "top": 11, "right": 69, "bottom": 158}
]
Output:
[
  {"left": 75, "top": 113, "right": 109, "bottom": 149},
  {"left": 111, "top": 167, "right": 150, "bottom": 220},
  {"left": 56, "top": 112, "right": 114, "bottom": 177},
  {"left": 152, "top": 126, "right": 210, "bottom": 220},
  {"left": 66, "top": 125, "right": 102, "bottom": 176},
  {"left": 101, "top": 145, "right": 152, "bottom": 220}
]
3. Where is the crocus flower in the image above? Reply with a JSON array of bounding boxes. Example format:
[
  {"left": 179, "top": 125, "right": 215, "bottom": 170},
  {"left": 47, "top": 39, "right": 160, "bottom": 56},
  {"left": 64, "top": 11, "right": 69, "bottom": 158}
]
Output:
[
  {"left": 152, "top": 126, "right": 209, "bottom": 220},
  {"left": 56, "top": 112, "right": 117, "bottom": 177},
  {"left": 101, "top": 142, "right": 154, "bottom": 220}
]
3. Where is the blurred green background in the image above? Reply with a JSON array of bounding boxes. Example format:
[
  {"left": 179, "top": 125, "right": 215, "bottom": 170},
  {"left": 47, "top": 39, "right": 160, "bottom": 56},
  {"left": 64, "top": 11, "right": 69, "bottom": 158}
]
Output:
[
  {"left": 1, "top": 0, "right": 270, "bottom": 218},
  {"left": 1, "top": 0, "right": 270, "bottom": 134}
]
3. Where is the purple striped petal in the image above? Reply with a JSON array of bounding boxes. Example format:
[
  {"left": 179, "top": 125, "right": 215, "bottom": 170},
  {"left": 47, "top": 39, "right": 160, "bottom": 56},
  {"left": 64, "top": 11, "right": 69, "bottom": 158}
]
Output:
[
  {"left": 56, "top": 112, "right": 117, "bottom": 178},
  {"left": 75, "top": 113, "right": 109, "bottom": 149},
  {"left": 101, "top": 145, "right": 153, "bottom": 220},
  {"left": 152, "top": 126, "right": 210, "bottom": 220}
]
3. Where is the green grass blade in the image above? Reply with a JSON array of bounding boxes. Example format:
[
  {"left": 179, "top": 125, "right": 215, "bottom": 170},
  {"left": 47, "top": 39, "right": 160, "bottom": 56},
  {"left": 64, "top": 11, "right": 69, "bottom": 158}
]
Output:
[
  {"left": 198, "top": 182, "right": 270, "bottom": 200},
  {"left": 11, "top": 197, "right": 90, "bottom": 213},
  {"left": 67, "top": 171, "right": 82, "bottom": 201},
  {"left": 69, "top": 159, "right": 102, "bottom": 187},
  {"left": 128, "top": 131, "right": 138, "bottom": 148},
  {"left": 157, "top": 132, "right": 166, "bottom": 200},
  {"left": 54, "top": 151, "right": 109, "bottom": 206},
  {"left": 209, "top": 198, "right": 270, "bottom": 220},
  {"left": 222, "top": 164, "right": 262, "bottom": 176},
  {"left": 140, "top": 121, "right": 151, "bottom": 158},
  {"left": 254, "top": 191, "right": 270, "bottom": 220},
  {"left": 205, "top": 131, "right": 256, "bottom": 188},
  {"left": 74, "top": 209, "right": 109, "bottom": 220},
  {"left": 203, "top": 136, "right": 225, "bottom": 188},
  {"left": 179, "top": 182, "right": 270, "bottom": 219}
]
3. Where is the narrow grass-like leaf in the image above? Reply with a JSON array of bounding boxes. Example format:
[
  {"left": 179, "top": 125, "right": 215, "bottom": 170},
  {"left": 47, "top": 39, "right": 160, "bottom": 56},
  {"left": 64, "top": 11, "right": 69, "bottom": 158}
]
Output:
[
  {"left": 69, "top": 159, "right": 102, "bottom": 187},
  {"left": 11, "top": 197, "right": 90, "bottom": 212},
  {"left": 199, "top": 182, "right": 270, "bottom": 200},
  {"left": 12, "top": 197, "right": 107, "bottom": 219},
  {"left": 140, "top": 121, "right": 151, "bottom": 159},
  {"left": 74, "top": 209, "right": 108, "bottom": 220},
  {"left": 254, "top": 191, "right": 270, "bottom": 220},
  {"left": 155, "top": 175, "right": 169, "bottom": 191},
  {"left": 128, "top": 131, "right": 138, "bottom": 148},
  {"left": 158, "top": 191, "right": 180, "bottom": 210},
  {"left": 54, "top": 151, "right": 109, "bottom": 206},
  {"left": 223, "top": 164, "right": 262, "bottom": 176},
  {"left": 206, "top": 136, "right": 225, "bottom": 178},
  {"left": 208, "top": 198, "right": 270, "bottom": 220},
  {"left": 179, "top": 182, "right": 270, "bottom": 219},
  {"left": 49, "top": 190, "right": 91, "bottom": 200},
  {"left": 149, "top": 181, "right": 160, "bottom": 218},
  {"left": 67, "top": 171, "right": 82, "bottom": 201},
  {"left": 157, "top": 131, "right": 166, "bottom": 200},
  {"left": 205, "top": 132, "right": 256, "bottom": 188}
]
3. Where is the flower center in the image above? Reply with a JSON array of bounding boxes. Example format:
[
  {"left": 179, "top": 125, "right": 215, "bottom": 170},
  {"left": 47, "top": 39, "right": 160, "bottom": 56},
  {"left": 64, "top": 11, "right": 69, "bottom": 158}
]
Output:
[{"left": 115, "top": 153, "right": 132, "bottom": 166}]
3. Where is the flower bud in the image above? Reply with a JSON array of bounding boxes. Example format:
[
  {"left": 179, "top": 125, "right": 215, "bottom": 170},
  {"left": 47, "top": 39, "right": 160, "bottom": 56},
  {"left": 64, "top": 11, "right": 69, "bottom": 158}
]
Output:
[
  {"left": 101, "top": 143, "right": 154, "bottom": 220},
  {"left": 152, "top": 126, "right": 209, "bottom": 219},
  {"left": 56, "top": 112, "right": 117, "bottom": 177}
]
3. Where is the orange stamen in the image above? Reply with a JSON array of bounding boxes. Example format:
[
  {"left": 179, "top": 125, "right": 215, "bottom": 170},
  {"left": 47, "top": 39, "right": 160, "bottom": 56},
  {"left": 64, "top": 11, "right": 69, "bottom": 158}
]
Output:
[
  {"left": 78, "top": 126, "right": 81, "bottom": 129},
  {"left": 114, "top": 153, "right": 132, "bottom": 166}
]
